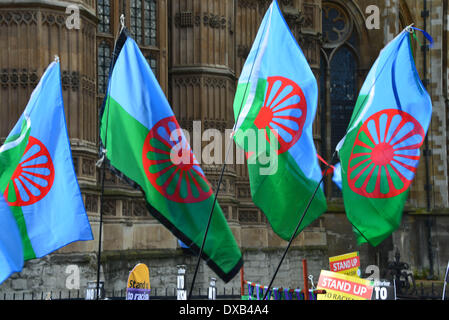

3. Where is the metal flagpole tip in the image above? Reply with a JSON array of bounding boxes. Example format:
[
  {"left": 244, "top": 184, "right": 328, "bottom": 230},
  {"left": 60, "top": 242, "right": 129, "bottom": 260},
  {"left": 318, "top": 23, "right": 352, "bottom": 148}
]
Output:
[
  {"left": 96, "top": 147, "right": 107, "bottom": 168},
  {"left": 405, "top": 23, "right": 415, "bottom": 33},
  {"left": 96, "top": 155, "right": 105, "bottom": 168},
  {"left": 120, "top": 14, "right": 125, "bottom": 32}
]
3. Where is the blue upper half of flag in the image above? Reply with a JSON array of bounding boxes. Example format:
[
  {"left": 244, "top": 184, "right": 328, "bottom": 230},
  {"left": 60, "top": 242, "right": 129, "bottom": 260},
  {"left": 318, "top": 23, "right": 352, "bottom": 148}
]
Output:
[
  {"left": 0, "top": 196, "right": 23, "bottom": 284},
  {"left": 107, "top": 36, "right": 172, "bottom": 131},
  {"left": 337, "top": 28, "right": 433, "bottom": 187},
  {"left": 236, "top": 0, "right": 322, "bottom": 183},
  {"left": 346, "top": 29, "right": 432, "bottom": 137},
  {"left": 7, "top": 60, "right": 93, "bottom": 259}
]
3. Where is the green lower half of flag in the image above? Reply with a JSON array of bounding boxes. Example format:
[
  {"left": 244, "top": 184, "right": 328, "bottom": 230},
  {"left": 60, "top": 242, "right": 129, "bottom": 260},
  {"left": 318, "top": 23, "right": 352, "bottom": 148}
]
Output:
[
  {"left": 101, "top": 96, "right": 242, "bottom": 281},
  {"left": 247, "top": 151, "right": 327, "bottom": 241},
  {"left": 340, "top": 124, "right": 408, "bottom": 247},
  {"left": 233, "top": 79, "right": 326, "bottom": 241},
  {"left": 10, "top": 206, "right": 36, "bottom": 260}
]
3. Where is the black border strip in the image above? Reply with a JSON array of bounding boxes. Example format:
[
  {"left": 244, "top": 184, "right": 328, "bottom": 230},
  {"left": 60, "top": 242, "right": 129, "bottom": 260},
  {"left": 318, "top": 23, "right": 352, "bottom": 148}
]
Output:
[{"left": 98, "top": 29, "right": 243, "bottom": 283}]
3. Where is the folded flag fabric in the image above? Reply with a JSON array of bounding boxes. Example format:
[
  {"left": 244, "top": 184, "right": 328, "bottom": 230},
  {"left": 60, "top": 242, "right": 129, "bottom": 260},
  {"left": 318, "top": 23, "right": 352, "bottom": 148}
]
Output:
[
  {"left": 337, "top": 28, "right": 433, "bottom": 246},
  {"left": 332, "top": 163, "right": 343, "bottom": 190},
  {"left": 100, "top": 30, "right": 243, "bottom": 282},
  {"left": 232, "top": 0, "right": 327, "bottom": 241},
  {"left": 1, "top": 60, "right": 93, "bottom": 260},
  {"left": 0, "top": 116, "right": 31, "bottom": 192}
]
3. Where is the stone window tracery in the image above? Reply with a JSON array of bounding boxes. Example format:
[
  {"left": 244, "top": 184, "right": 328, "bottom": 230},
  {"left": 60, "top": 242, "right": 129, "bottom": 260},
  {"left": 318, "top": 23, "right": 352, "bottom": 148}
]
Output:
[{"left": 322, "top": 3, "right": 352, "bottom": 48}]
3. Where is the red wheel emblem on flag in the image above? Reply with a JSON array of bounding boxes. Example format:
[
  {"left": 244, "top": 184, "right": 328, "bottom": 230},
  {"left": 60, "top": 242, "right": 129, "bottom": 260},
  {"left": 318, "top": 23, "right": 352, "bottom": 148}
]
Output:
[
  {"left": 348, "top": 109, "right": 425, "bottom": 198},
  {"left": 142, "top": 116, "right": 213, "bottom": 203},
  {"left": 4, "top": 136, "right": 55, "bottom": 207},
  {"left": 254, "top": 76, "right": 307, "bottom": 155}
]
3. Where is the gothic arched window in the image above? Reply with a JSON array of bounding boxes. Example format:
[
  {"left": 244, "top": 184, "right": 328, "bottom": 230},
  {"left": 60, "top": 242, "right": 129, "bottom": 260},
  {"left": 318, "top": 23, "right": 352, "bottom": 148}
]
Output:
[
  {"left": 329, "top": 46, "right": 357, "bottom": 153},
  {"left": 321, "top": 2, "right": 360, "bottom": 197}
]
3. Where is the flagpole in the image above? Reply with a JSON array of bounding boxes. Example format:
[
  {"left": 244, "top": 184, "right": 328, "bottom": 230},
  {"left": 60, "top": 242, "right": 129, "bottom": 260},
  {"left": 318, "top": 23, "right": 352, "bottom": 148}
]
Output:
[
  {"left": 262, "top": 151, "right": 337, "bottom": 300},
  {"left": 95, "top": 156, "right": 107, "bottom": 300},
  {"left": 187, "top": 6, "right": 273, "bottom": 300},
  {"left": 95, "top": 14, "right": 126, "bottom": 301},
  {"left": 187, "top": 161, "right": 227, "bottom": 300},
  {"left": 422, "top": 0, "right": 434, "bottom": 280}
]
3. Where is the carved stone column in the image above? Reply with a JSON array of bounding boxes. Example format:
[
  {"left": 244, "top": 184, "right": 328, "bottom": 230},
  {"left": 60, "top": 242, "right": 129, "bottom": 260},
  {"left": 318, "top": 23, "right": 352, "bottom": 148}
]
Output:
[
  {"left": 168, "top": 0, "right": 241, "bottom": 244},
  {"left": 0, "top": 1, "right": 98, "bottom": 253}
]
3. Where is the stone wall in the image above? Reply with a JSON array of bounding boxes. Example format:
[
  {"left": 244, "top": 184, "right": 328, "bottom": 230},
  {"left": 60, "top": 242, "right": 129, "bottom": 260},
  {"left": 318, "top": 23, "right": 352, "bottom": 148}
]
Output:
[
  {"left": 0, "top": 247, "right": 328, "bottom": 298},
  {"left": 393, "top": 214, "right": 449, "bottom": 279},
  {"left": 2, "top": 214, "right": 449, "bottom": 297}
]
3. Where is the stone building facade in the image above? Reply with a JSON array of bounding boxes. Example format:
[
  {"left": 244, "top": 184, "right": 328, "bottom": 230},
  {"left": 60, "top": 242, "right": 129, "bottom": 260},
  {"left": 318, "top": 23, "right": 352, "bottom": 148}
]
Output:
[{"left": 0, "top": 0, "right": 448, "bottom": 296}]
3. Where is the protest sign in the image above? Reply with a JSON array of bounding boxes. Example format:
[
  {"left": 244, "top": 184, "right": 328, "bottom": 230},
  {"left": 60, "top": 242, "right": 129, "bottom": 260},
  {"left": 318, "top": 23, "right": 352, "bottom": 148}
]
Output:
[
  {"left": 329, "top": 252, "right": 361, "bottom": 277},
  {"left": 126, "top": 263, "right": 151, "bottom": 300},
  {"left": 317, "top": 270, "right": 374, "bottom": 300}
]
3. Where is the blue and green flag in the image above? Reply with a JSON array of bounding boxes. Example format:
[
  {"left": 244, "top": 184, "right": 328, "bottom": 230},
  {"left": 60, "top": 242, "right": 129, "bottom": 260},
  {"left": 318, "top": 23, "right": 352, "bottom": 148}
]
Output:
[
  {"left": 100, "top": 31, "right": 243, "bottom": 282},
  {"left": 1, "top": 60, "right": 93, "bottom": 262},
  {"left": 232, "top": 0, "right": 327, "bottom": 241},
  {"left": 337, "top": 28, "right": 433, "bottom": 246}
]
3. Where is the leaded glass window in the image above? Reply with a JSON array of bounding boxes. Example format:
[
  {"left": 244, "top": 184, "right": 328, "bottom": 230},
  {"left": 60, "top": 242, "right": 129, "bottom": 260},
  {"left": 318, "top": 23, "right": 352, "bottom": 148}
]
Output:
[
  {"left": 98, "top": 42, "right": 112, "bottom": 94},
  {"left": 330, "top": 46, "right": 357, "bottom": 152},
  {"left": 320, "top": 2, "right": 359, "bottom": 197},
  {"left": 145, "top": 54, "right": 158, "bottom": 76},
  {"left": 96, "top": 0, "right": 163, "bottom": 100},
  {"left": 130, "top": 0, "right": 157, "bottom": 46},
  {"left": 130, "top": 0, "right": 142, "bottom": 43},
  {"left": 144, "top": 0, "right": 157, "bottom": 46},
  {"left": 97, "top": 0, "right": 111, "bottom": 34}
]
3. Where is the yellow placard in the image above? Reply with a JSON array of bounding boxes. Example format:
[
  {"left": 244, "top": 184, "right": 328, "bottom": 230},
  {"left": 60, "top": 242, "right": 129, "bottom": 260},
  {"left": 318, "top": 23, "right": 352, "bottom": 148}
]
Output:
[
  {"left": 329, "top": 252, "right": 361, "bottom": 278},
  {"left": 126, "top": 263, "right": 151, "bottom": 300},
  {"left": 317, "top": 270, "right": 374, "bottom": 300}
]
